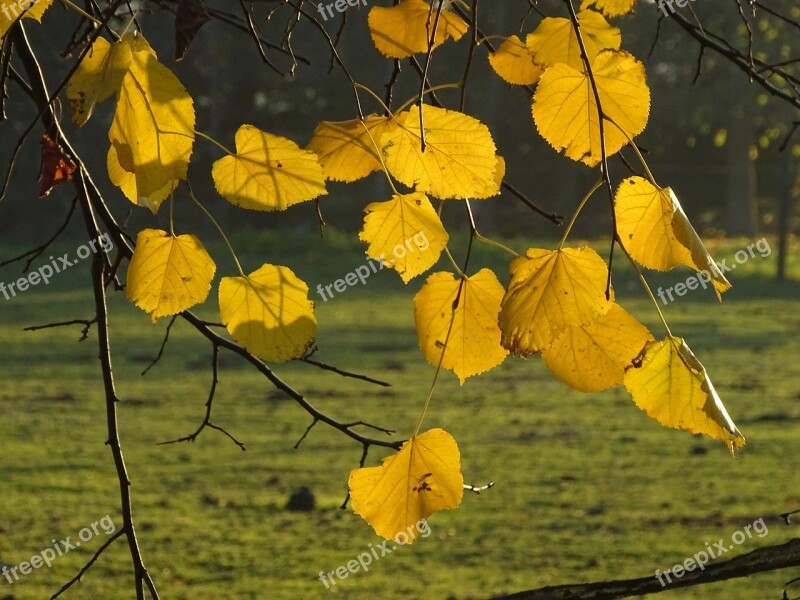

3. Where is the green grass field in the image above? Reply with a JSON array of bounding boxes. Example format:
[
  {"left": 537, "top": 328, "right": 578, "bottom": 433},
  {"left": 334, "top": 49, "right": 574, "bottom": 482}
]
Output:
[{"left": 0, "top": 231, "right": 798, "bottom": 600}]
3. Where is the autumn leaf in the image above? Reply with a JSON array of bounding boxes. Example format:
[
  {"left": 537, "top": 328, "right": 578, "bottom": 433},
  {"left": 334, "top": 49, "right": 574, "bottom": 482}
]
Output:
[
  {"left": 107, "top": 145, "right": 177, "bottom": 214},
  {"left": 615, "top": 176, "right": 731, "bottom": 298},
  {"left": 66, "top": 37, "right": 133, "bottom": 127},
  {"left": 174, "top": 0, "right": 211, "bottom": 61},
  {"left": 542, "top": 303, "right": 653, "bottom": 392},
  {"left": 580, "top": 0, "right": 637, "bottom": 18},
  {"left": 381, "top": 104, "right": 500, "bottom": 200},
  {"left": 219, "top": 264, "right": 316, "bottom": 363},
  {"left": 349, "top": 428, "right": 463, "bottom": 541},
  {"left": 499, "top": 247, "right": 613, "bottom": 355},
  {"left": 368, "top": 0, "right": 467, "bottom": 59},
  {"left": 212, "top": 124, "right": 327, "bottom": 211},
  {"left": 488, "top": 36, "right": 543, "bottom": 86},
  {"left": 0, "top": 0, "right": 53, "bottom": 41},
  {"left": 359, "top": 192, "right": 448, "bottom": 283},
  {"left": 126, "top": 229, "right": 216, "bottom": 323},
  {"left": 533, "top": 50, "right": 650, "bottom": 167},
  {"left": 526, "top": 9, "right": 620, "bottom": 71},
  {"left": 415, "top": 269, "right": 508, "bottom": 383},
  {"left": 39, "top": 134, "right": 76, "bottom": 198},
  {"left": 624, "top": 337, "right": 745, "bottom": 452},
  {"left": 109, "top": 33, "right": 195, "bottom": 204},
  {"left": 306, "top": 115, "right": 396, "bottom": 183}
]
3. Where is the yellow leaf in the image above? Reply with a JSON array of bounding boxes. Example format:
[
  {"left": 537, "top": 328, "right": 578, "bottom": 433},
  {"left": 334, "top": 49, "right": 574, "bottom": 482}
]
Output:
[
  {"left": 219, "top": 264, "right": 316, "bottom": 363},
  {"left": 615, "top": 177, "right": 731, "bottom": 297},
  {"left": 306, "top": 115, "right": 396, "bottom": 183},
  {"left": 382, "top": 104, "right": 500, "bottom": 200},
  {"left": 542, "top": 303, "right": 653, "bottom": 392},
  {"left": 488, "top": 36, "right": 543, "bottom": 86},
  {"left": 212, "top": 124, "right": 327, "bottom": 211},
  {"left": 624, "top": 337, "right": 745, "bottom": 452},
  {"left": 349, "top": 428, "right": 463, "bottom": 541},
  {"left": 109, "top": 33, "right": 195, "bottom": 201},
  {"left": 415, "top": 269, "right": 508, "bottom": 383},
  {"left": 368, "top": 0, "right": 468, "bottom": 59},
  {"left": 533, "top": 50, "right": 650, "bottom": 167},
  {"left": 107, "top": 145, "right": 177, "bottom": 214},
  {"left": 126, "top": 229, "right": 216, "bottom": 323},
  {"left": 67, "top": 37, "right": 132, "bottom": 127},
  {"left": 499, "top": 246, "right": 613, "bottom": 355},
  {"left": 526, "top": 9, "right": 620, "bottom": 71},
  {"left": 1, "top": 0, "right": 53, "bottom": 41},
  {"left": 359, "top": 192, "right": 448, "bottom": 283},
  {"left": 580, "top": 0, "right": 637, "bottom": 18}
]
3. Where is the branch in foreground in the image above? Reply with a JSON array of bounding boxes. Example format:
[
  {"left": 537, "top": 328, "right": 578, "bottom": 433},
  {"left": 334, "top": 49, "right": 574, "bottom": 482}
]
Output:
[{"left": 491, "top": 537, "right": 800, "bottom": 600}]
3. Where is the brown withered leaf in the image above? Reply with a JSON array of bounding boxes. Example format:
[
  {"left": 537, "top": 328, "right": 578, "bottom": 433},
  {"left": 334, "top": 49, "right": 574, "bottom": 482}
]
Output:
[
  {"left": 39, "top": 134, "right": 77, "bottom": 197},
  {"left": 175, "top": 0, "right": 211, "bottom": 62}
]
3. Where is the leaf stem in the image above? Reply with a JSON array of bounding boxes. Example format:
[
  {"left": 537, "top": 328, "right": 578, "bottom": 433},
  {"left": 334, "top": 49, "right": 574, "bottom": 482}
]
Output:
[
  {"left": 357, "top": 120, "right": 399, "bottom": 195},
  {"left": 607, "top": 116, "right": 659, "bottom": 187},
  {"left": 619, "top": 241, "right": 674, "bottom": 338},
  {"left": 195, "top": 130, "right": 234, "bottom": 156},
  {"left": 412, "top": 276, "right": 464, "bottom": 438},
  {"left": 558, "top": 179, "right": 603, "bottom": 250},
  {"left": 187, "top": 183, "right": 245, "bottom": 277},
  {"left": 59, "top": 0, "right": 105, "bottom": 29}
]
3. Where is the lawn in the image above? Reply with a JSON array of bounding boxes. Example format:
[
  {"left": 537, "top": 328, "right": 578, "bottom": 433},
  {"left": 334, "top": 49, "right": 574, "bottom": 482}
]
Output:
[{"left": 0, "top": 231, "right": 798, "bottom": 600}]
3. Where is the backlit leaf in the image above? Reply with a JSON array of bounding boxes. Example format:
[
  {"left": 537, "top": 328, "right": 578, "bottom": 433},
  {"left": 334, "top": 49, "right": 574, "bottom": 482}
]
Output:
[
  {"left": 126, "top": 229, "right": 216, "bottom": 323},
  {"left": 533, "top": 50, "right": 650, "bottom": 167},
  {"left": 488, "top": 36, "right": 543, "bottom": 86},
  {"left": 359, "top": 192, "right": 448, "bottom": 283},
  {"left": 368, "top": 0, "right": 467, "bottom": 59},
  {"left": 542, "top": 303, "right": 653, "bottom": 392},
  {"left": 349, "top": 428, "right": 463, "bottom": 541},
  {"left": 107, "top": 145, "right": 177, "bottom": 214},
  {"left": 109, "top": 34, "right": 195, "bottom": 203},
  {"left": 219, "top": 264, "right": 316, "bottom": 363},
  {"left": 415, "top": 269, "right": 508, "bottom": 383},
  {"left": 306, "top": 115, "right": 396, "bottom": 183},
  {"left": 499, "top": 247, "right": 613, "bottom": 355},
  {"left": 615, "top": 176, "right": 731, "bottom": 298},
  {"left": 381, "top": 104, "right": 500, "bottom": 200},
  {"left": 579, "top": 0, "right": 637, "bottom": 18},
  {"left": 67, "top": 37, "right": 132, "bottom": 127},
  {"left": 212, "top": 124, "right": 327, "bottom": 211},
  {"left": 526, "top": 9, "right": 620, "bottom": 71},
  {"left": 624, "top": 337, "right": 745, "bottom": 452}
]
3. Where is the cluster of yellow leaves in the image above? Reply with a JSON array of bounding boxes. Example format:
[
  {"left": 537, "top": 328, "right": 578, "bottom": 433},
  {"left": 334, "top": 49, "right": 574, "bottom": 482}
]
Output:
[
  {"left": 348, "top": 0, "right": 741, "bottom": 539},
  {"left": 487, "top": 8, "right": 649, "bottom": 167},
  {"left": 495, "top": 245, "right": 743, "bottom": 450},
  {"left": 58, "top": 0, "right": 744, "bottom": 545},
  {"left": 307, "top": 105, "right": 501, "bottom": 290},
  {"left": 67, "top": 33, "right": 195, "bottom": 211},
  {"left": 67, "top": 33, "right": 321, "bottom": 364}
]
